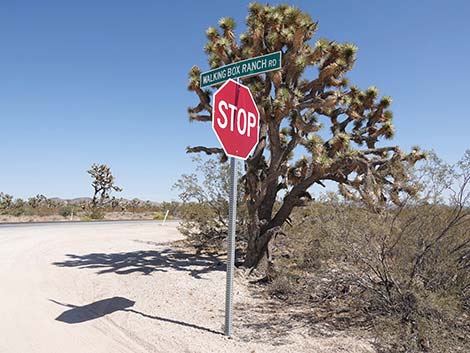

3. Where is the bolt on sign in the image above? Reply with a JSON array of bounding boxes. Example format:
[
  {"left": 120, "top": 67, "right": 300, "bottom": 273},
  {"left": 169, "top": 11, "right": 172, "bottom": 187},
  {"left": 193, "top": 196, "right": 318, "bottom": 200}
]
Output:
[{"left": 200, "top": 51, "right": 281, "bottom": 88}]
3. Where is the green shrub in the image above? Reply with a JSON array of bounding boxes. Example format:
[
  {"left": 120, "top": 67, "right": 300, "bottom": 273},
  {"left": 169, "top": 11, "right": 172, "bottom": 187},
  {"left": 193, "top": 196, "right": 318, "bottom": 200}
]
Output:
[
  {"left": 8, "top": 208, "right": 25, "bottom": 217},
  {"left": 84, "top": 208, "right": 104, "bottom": 220},
  {"left": 153, "top": 213, "right": 166, "bottom": 220},
  {"left": 59, "top": 206, "right": 74, "bottom": 218}
]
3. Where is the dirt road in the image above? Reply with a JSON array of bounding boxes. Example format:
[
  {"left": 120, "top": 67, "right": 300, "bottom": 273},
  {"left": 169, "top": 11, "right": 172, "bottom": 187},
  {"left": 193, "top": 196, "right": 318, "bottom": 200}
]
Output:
[{"left": 0, "top": 221, "right": 373, "bottom": 353}]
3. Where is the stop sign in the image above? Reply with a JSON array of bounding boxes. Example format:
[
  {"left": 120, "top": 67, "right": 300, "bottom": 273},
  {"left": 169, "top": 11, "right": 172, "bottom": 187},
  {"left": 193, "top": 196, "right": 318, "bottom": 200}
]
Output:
[{"left": 212, "top": 79, "right": 260, "bottom": 160}]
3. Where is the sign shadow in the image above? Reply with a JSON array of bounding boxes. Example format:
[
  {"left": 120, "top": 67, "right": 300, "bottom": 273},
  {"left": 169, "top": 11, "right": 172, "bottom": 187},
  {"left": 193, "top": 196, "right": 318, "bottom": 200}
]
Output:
[{"left": 50, "top": 297, "right": 222, "bottom": 335}]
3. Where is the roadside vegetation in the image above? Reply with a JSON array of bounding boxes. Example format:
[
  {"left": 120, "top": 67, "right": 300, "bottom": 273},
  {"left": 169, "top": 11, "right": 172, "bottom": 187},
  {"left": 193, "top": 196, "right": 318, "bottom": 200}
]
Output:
[
  {"left": 181, "top": 4, "right": 469, "bottom": 350},
  {"left": 268, "top": 153, "right": 469, "bottom": 352},
  {"left": 176, "top": 153, "right": 470, "bottom": 352},
  {"left": 0, "top": 163, "right": 179, "bottom": 222},
  {"left": 0, "top": 192, "right": 176, "bottom": 221},
  {"left": 176, "top": 151, "right": 469, "bottom": 352}
]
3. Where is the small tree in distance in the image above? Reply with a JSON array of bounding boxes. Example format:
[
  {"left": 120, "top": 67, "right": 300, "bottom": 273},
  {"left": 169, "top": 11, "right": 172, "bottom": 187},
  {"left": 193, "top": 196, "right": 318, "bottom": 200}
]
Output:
[
  {"left": 187, "top": 3, "right": 426, "bottom": 268},
  {"left": 87, "top": 163, "right": 122, "bottom": 208}
]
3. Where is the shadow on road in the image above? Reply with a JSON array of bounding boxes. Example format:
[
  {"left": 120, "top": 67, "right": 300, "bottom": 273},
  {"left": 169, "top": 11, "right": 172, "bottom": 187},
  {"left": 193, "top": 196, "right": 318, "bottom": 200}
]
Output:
[
  {"left": 51, "top": 297, "right": 222, "bottom": 335},
  {"left": 52, "top": 247, "right": 224, "bottom": 279},
  {"left": 51, "top": 297, "right": 135, "bottom": 323}
]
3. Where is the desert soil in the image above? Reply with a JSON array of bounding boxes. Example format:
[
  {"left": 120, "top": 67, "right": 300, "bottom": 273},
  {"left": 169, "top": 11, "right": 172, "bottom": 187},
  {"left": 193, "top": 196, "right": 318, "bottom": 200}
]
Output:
[{"left": 0, "top": 221, "right": 374, "bottom": 353}]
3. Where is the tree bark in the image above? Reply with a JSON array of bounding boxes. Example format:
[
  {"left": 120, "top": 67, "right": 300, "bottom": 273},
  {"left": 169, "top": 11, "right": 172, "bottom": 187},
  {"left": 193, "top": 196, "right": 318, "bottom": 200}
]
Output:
[{"left": 243, "top": 173, "right": 318, "bottom": 268}]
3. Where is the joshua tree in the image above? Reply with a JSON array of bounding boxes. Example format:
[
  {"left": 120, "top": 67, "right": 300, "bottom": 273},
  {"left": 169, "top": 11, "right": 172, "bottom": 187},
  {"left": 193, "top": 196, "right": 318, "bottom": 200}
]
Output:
[
  {"left": 0, "top": 193, "right": 13, "bottom": 210},
  {"left": 87, "top": 164, "right": 122, "bottom": 207},
  {"left": 27, "top": 194, "right": 47, "bottom": 208},
  {"left": 187, "top": 3, "right": 426, "bottom": 268}
]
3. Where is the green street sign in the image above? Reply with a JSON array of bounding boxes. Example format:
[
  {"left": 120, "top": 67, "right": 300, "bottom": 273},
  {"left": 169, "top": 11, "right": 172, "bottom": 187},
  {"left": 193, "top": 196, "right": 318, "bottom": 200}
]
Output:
[{"left": 200, "top": 51, "right": 282, "bottom": 88}]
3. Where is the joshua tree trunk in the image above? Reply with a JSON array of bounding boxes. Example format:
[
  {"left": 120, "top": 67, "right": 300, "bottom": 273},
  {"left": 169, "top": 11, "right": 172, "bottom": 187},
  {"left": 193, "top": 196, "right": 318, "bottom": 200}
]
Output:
[
  {"left": 91, "top": 187, "right": 99, "bottom": 207},
  {"left": 243, "top": 162, "right": 308, "bottom": 267}
]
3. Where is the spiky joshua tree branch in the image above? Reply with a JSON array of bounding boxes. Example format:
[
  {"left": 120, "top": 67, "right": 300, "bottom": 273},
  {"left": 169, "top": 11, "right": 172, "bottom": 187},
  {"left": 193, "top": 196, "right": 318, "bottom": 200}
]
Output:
[{"left": 187, "top": 3, "right": 426, "bottom": 268}]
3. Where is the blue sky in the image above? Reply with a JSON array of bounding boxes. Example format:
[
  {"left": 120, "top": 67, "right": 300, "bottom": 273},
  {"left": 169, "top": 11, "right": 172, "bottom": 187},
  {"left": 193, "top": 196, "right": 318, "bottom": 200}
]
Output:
[{"left": 1, "top": 0, "right": 469, "bottom": 201}]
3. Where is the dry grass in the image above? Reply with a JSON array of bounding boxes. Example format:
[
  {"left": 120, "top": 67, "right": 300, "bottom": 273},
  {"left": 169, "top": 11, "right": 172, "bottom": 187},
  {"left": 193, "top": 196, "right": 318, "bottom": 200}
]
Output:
[{"left": 265, "top": 199, "right": 469, "bottom": 352}]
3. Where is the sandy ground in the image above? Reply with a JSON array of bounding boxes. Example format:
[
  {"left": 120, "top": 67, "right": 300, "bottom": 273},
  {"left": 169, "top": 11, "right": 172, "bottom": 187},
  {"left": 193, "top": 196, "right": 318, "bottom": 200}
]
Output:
[{"left": 0, "top": 221, "right": 374, "bottom": 353}]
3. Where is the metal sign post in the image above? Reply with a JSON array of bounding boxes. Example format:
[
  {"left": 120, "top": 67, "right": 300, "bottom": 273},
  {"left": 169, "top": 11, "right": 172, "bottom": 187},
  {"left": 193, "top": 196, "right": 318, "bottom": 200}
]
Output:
[
  {"left": 224, "top": 156, "right": 237, "bottom": 336},
  {"left": 201, "top": 51, "right": 281, "bottom": 337}
]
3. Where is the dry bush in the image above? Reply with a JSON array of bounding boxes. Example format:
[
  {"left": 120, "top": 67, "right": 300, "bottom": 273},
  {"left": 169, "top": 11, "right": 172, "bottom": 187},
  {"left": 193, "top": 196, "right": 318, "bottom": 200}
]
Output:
[
  {"left": 85, "top": 207, "right": 105, "bottom": 220},
  {"left": 0, "top": 193, "right": 66, "bottom": 217},
  {"left": 266, "top": 151, "right": 470, "bottom": 352},
  {"left": 174, "top": 156, "right": 248, "bottom": 252},
  {"left": 177, "top": 202, "right": 228, "bottom": 251}
]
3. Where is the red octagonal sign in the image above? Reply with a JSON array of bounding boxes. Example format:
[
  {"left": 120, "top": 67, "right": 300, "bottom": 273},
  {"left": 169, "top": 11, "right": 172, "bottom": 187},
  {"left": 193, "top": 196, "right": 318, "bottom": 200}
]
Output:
[{"left": 212, "top": 79, "right": 260, "bottom": 160}]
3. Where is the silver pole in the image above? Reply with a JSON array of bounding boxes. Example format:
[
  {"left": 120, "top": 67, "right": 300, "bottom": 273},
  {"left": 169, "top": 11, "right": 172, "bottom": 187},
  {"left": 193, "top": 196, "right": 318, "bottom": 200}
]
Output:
[{"left": 224, "top": 156, "right": 237, "bottom": 336}]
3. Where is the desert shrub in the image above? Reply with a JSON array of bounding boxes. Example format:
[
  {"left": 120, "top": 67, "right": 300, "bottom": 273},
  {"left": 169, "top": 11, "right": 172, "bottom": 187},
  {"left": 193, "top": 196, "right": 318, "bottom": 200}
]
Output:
[
  {"left": 0, "top": 194, "right": 70, "bottom": 217},
  {"left": 109, "top": 197, "right": 125, "bottom": 211},
  {"left": 0, "top": 197, "right": 28, "bottom": 216},
  {"left": 86, "top": 207, "right": 105, "bottom": 220},
  {"left": 157, "top": 201, "right": 183, "bottom": 218},
  {"left": 7, "top": 207, "right": 26, "bottom": 217},
  {"left": 126, "top": 198, "right": 144, "bottom": 212},
  {"left": 177, "top": 202, "right": 228, "bottom": 251},
  {"left": 266, "top": 151, "right": 470, "bottom": 352},
  {"left": 59, "top": 205, "right": 74, "bottom": 218},
  {"left": 297, "top": 202, "right": 469, "bottom": 351},
  {"left": 153, "top": 213, "right": 173, "bottom": 220},
  {"left": 27, "top": 194, "right": 47, "bottom": 208},
  {"left": 33, "top": 206, "right": 58, "bottom": 216},
  {"left": 0, "top": 193, "right": 13, "bottom": 210},
  {"left": 266, "top": 265, "right": 300, "bottom": 300},
  {"left": 174, "top": 156, "right": 248, "bottom": 252}
]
